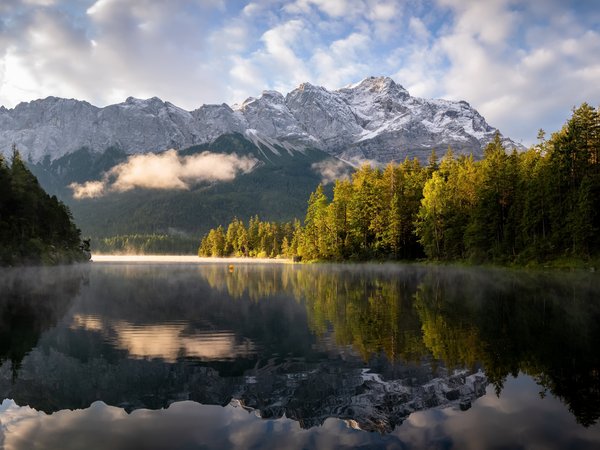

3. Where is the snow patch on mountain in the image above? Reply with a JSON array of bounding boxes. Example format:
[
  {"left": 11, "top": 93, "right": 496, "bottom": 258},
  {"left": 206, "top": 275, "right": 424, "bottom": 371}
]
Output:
[{"left": 0, "top": 77, "right": 524, "bottom": 163}]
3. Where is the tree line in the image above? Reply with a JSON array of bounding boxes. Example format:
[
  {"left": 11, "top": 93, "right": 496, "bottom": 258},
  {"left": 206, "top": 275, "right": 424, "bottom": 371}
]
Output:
[
  {"left": 198, "top": 216, "right": 302, "bottom": 258},
  {"left": 199, "top": 104, "right": 600, "bottom": 264},
  {"left": 94, "top": 234, "right": 200, "bottom": 255},
  {"left": 0, "top": 147, "right": 89, "bottom": 265}
]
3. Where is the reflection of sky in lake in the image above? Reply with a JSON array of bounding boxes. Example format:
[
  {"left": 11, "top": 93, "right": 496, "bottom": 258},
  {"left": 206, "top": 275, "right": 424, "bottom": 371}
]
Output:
[
  {"left": 2, "top": 376, "right": 600, "bottom": 450},
  {"left": 398, "top": 376, "right": 600, "bottom": 449}
]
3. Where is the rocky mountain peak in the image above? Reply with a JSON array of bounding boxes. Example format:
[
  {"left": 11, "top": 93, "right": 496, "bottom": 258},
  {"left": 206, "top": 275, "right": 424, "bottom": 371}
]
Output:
[
  {"left": 239, "top": 90, "right": 286, "bottom": 112},
  {"left": 121, "top": 96, "right": 175, "bottom": 111},
  {"left": 260, "top": 90, "right": 285, "bottom": 102},
  {"left": 355, "top": 75, "right": 399, "bottom": 90},
  {"left": 295, "top": 81, "right": 319, "bottom": 92},
  {"left": 341, "top": 76, "right": 409, "bottom": 98},
  {"left": 0, "top": 76, "right": 524, "bottom": 163}
]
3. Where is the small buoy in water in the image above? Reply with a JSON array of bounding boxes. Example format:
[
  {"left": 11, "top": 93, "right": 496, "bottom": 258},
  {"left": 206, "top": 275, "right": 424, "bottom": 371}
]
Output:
[{"left": 228, "top": 264, "right": 234, "bottom": 273}]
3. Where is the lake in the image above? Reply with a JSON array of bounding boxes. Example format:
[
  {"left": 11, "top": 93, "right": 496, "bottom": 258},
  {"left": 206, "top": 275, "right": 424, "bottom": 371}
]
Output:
[{"left": 1, "top": 260, "right": 600, "bottom": 449}]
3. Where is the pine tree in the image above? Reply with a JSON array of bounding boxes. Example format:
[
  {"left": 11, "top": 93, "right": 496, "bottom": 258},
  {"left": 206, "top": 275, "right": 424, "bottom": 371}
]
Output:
[
  {"left": 1, "top": 147, "right": 87, "bottom": 265},
  {"left": 301, "top": 185, "right": 329, "bottom": 260}
]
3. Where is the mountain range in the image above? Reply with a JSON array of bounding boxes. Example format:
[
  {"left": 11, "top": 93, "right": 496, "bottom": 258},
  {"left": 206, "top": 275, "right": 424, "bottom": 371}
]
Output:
[
  {"left": 0, "top": 76, "right": 522, "bottom": 164},
  {"left": 0, "top": 77, "right": 525, "bottom": 247}
]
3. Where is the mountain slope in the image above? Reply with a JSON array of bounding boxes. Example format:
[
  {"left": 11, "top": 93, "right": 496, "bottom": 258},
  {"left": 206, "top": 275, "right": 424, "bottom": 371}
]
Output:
[
  {"left": 1, "top": 77, "right": 523, "bottom": 164},
  {"left": 8, "top": 77, "right": 526, "bottom": 252},
  {"left": 28, "top": 134, "right": 346, "bottom": 242}
]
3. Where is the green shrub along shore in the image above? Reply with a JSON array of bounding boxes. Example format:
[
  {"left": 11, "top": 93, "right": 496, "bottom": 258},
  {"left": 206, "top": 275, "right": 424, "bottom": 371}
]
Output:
[
  {"left": 0, "top": 147, "right": 90, "bottom": 266},
  {"left": 200, "top": 104, "right": 600, "bottom": 268}
]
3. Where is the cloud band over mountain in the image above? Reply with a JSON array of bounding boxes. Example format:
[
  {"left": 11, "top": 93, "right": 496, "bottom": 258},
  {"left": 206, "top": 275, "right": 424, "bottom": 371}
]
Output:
[{"left": 69, "top": 150, "right": 258, "bottom": 199}]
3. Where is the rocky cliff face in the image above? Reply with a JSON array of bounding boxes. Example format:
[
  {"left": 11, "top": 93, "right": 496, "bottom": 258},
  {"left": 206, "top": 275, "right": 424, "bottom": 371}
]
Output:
[{"left": 0, "top": 77, "right": 523, "bottom": 164}]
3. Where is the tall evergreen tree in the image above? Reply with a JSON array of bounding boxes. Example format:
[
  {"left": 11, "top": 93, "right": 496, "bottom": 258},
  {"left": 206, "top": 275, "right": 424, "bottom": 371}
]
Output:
[{"left": 1, "top": 147, "right": 88, "bottom": 265}]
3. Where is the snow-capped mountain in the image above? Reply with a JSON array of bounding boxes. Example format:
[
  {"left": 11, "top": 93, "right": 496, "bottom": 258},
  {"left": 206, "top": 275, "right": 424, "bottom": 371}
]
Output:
[{"left": 0, "top": 76, "right": 523, "bottom": 163}]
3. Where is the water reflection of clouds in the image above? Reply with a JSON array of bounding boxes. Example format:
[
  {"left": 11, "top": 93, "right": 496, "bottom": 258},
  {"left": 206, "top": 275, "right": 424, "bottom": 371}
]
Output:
[
  {"left": 0, "top": 400, "right": 384, "bottom": 450},
  {"left": 70, "top": 314, "right": 255, "bottom": 362},
  {"left": 397, "top": 376, "right": 600, "bottom": 449},
  {"left": 2, "top": 376, "right": 600, "bottom": 450},
  {"left": 70, "top": 314, "right": 104, "bottom": 332}
]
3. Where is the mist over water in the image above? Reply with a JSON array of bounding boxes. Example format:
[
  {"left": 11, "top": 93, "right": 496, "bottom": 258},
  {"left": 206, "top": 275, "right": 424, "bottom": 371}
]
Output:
[
  {"left": 91, "top": 255, "right": 290, "bottom": 263},
  {"left": 1, "top": 262, "right": 599, "bottom": 449}
]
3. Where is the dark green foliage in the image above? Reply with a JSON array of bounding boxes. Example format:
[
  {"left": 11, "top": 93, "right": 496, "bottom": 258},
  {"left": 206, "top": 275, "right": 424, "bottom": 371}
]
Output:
[
  {"left": 0, "top": 267, "right": 82, "bottom": 372},
  {"left": 0, "top": 147, "right": 88, "bottom": 265},
  {"left": 94, "top": 234, "right": 200, "bottom": 254},
  {"left": 464, "top": 133, "right": 520, "bottom": 261},
  {"left": 30, "top": 146, "right": 128, "bottom": 196},
  {"left": 413, "top": 268, "right": 600, "bottom": 426},
  {"left": 295, "top": 159, "right": 428, "bottom": 261}
]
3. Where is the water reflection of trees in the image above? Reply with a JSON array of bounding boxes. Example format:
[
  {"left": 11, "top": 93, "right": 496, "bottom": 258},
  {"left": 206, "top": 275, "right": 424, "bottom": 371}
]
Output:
[
  {"left": 0, "top": 266, "right": 85, "bottom": 373},
  {"left": 201, "top": 265, "right": 428, "bottom": 361},
  {"left": 413, "top": 269, "right": 600, "bottom": 426},
  {"left": 200, "top": 264, "right": 600, "bottom": 426}
]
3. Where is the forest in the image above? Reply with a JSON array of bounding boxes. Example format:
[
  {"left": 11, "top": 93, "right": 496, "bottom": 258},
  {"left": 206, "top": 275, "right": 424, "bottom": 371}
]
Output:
[
  {"left": 94, "top": 234, "right": 200, "bottom": 255},
  {"left": 0, "top": 147, "right": 89, "bottom": 265},
  {"left": 199, "top": 103, "right": 600, "bottom": 264}
]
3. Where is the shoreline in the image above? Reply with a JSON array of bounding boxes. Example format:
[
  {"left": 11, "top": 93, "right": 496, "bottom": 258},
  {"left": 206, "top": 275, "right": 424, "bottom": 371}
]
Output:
[
  {"left": 91, "top": 254, "right": 292, "bottom": 264},
  {"left": 89, "top": 254, "right": 599, "bottom": 272}
]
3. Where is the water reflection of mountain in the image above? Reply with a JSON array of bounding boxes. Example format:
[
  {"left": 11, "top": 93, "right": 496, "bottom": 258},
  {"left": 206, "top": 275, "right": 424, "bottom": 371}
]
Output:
[
  {"left": 201, "top": 264, "right": 600, "bottom": 427},
  {"left": 0, "top": 264, "right": 599, "bottom": 430},
  {"left": 1, "top": 347, "right": 487, "bottom": 433}
]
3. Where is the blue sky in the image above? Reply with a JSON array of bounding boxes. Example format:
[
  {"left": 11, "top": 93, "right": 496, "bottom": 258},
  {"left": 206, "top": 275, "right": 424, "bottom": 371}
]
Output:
[{"left": 0, "top": 0, "right": 599, "bottom": 145}]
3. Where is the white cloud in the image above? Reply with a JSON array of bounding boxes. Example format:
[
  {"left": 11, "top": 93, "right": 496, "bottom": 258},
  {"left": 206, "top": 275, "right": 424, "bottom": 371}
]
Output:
[
  {"left": 70, "top": 181, "right": 106, "bottom": 199},
  {"left": 422, "top": 0, "right": 600, "bottom": 145},
  {"left": 229, "top": 1, "right": 399, "bottom": 96},
  {"left": 391, "top": 15, "right": 445, "bottom": 99},
  {"left": 0, "top": 0, "right": 598, "bottom": 146},
  {"left": 437, "top": 0, "right": 519, "bottom": 46},
  {"left": 369, "top": 1, "right": 398, "bottom": 21},
  {"left": 229, "top": 18, "right": 313, "bottom": 98},
  {"left": 311, "top": 32, "right": 371, "bottom": 88},
  {"left": 0, "top": 1, "right": 230, "bottom": 109},
  {"left": 284, "top": 0, "right": 401, "bottom": 22},
  {"left": 408, "top": 17, "right": 429, "bottom": 42},
  {"left": 284, "top": 0, "right": 354, "bottom": 18},
  {"left": 260, "top": 19, "right": 310, "bottom": 77},
  {"left": 23, "top": 0, "right": 56, "bottom": 5},
  {"left": 311, "top": 159, "right": 352, "bottom": 184},
  {"left": 69, "top": 150, "right": 258, "bottom": 199}
]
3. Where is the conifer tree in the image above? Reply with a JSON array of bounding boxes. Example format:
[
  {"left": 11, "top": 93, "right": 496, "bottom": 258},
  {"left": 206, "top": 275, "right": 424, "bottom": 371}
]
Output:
[{"left": 1, "top": 147, "right": 87, "bottom": 265}]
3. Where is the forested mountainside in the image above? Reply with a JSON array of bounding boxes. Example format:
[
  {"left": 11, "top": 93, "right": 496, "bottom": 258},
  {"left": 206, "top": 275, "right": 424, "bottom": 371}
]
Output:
[
  {"left": 0, "top": 148, "right": 89, "bottom": 265},
  {"left": 26, "top": 134, "right": 347, "bottom": 253}
]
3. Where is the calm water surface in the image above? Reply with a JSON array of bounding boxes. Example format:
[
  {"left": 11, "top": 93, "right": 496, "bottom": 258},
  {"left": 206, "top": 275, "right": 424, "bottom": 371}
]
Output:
[{"left": 1, "top": 261, "right": 599, "bottom": 449}]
